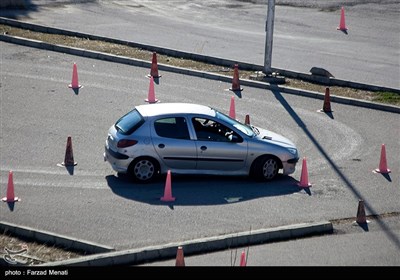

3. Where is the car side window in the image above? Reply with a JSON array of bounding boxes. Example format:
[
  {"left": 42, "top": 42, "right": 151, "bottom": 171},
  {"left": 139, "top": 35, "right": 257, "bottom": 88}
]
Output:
[
  {"left": 154, "top": 117, "right": 190, "bottom": 140},
  {"left": 192, "top": 117, "right": 239, "bottom": 142}
]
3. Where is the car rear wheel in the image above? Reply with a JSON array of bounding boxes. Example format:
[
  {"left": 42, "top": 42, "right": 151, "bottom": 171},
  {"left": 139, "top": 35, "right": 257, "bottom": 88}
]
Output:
[
  {"left": 129, "top": 157, "right": 160, "bottom": 183},
  {"left": 251, "top": 156, "right": 279, "bottom": 181}
]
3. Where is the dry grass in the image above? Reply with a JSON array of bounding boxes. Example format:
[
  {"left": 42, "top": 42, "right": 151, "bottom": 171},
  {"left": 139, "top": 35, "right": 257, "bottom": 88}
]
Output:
[
  {"left": 1, "top": 24, "right": 399, "bottom": 106},
  {"left": 0, "top": 232, "right": 84, "bottom": 265}
]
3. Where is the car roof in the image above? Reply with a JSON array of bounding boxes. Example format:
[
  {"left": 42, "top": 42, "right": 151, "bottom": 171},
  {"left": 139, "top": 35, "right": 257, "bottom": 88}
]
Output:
[{"left": 135, "top": 103, "right": 216, "bottom": 117}]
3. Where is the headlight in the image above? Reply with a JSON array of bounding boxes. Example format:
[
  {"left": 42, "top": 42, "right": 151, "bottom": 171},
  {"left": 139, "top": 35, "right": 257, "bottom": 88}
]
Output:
[{"left": 287, "top": 148, "right": 297, "bottom": 156}]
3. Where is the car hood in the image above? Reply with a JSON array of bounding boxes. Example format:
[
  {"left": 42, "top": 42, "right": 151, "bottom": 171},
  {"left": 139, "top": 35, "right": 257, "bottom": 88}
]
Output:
[{"left": 254, "top": 127, "right": 296, "bottom": 148}]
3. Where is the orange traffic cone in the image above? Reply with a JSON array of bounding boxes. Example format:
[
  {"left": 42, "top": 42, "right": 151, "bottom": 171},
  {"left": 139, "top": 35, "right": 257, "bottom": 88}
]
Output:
[
  {"left": 58, "top": 136, "right": 77, "bottom": 167},
  {"left": 147, "top": 52, "right": 161, "bottom": 79},
  {"left": 229, "top": 96, "right": 236, "bottom": 119},
  {"left": 355, "top": 199, "right": 369, "bottom": 224},
  {"left": 175, "top": 246, "right": 185, "bottom": 266},
  {"left": 68, "top": 63, "right": 82, "bottom": 89},
  {"left": 373, "top": 144, "right": 391, "bottom": 174},
  {"left": 229, "top": 64, "right": 243, "bottom": 92},
  {"left": 239, "top": 250, "right": 247, "bottom": 266},
  {"left": 337, "top": 7, "right": 348, "bottom": 31},
  {"left": 318, "top": 87, "right": 332, "bottom": 113},
  {"left": 161, "top": 170, "right": 175, "bottom": 202},
  {"left": 297, "top": 157, "right": 312, "bottom": 188},
  {"left": 144, "top": 76, "right": 159, "bottom": 103},
  {"left": 244, "top": 114, "right": 250, "bottom": 126},
  {"left": 2, "top": 171, "right": 20, "bottom": 202}
]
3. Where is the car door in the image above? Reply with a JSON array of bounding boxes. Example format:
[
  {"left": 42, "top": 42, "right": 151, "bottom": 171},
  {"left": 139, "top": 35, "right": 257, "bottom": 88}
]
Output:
[
  {"left": 191, "top": 117, "right": 248, "bottom": 171},
  {"left": 151, "top": 116, "right": 197, "bottom": 169}
]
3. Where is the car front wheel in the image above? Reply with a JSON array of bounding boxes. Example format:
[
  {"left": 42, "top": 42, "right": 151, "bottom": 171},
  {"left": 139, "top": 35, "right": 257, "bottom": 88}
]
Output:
[
  {"left": 251, "top": 156, "right": 279, "bottom": 181},
  {"left": 129, "top": 157, "right": 159, "bottom": 183}
]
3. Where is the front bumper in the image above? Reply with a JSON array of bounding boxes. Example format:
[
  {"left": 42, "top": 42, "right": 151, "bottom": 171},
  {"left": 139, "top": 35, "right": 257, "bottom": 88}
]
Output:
[{"left": 282, "top": 157, "right": 299, "bottom": 175}]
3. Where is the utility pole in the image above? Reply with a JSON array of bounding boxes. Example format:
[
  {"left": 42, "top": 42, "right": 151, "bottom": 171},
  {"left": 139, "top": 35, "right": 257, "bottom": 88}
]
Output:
[{"left": 264, "top": 0, "right": 275, "bottom": 75}]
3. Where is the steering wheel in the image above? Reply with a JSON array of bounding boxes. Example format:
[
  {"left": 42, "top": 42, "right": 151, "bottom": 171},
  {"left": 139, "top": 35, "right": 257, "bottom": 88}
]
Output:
[{"left": 202, "top": 119, "right": 210, "bottom": 126}]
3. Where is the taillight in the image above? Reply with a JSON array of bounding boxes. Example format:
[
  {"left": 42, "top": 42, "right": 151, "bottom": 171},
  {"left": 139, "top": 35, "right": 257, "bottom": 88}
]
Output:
[{"left": 117, "top": 139, "right": 138, "bottom": 148}]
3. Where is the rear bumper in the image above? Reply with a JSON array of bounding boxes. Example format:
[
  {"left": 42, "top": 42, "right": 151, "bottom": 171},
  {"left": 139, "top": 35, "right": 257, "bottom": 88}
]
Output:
[
  {"left": 104, "top": 146, "right": 131, "bottom": 173},
  {"left": 105, "top": 146, "right": 129, "bottom": 160}
]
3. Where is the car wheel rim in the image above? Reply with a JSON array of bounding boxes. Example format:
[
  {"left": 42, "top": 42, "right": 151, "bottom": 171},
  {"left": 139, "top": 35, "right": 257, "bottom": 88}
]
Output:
[
  {"left": 134, "top": 160, "right": 154, "bottom": 181},
  {"left": 263, "top": 158, "right": 278, "bottom": 179}
]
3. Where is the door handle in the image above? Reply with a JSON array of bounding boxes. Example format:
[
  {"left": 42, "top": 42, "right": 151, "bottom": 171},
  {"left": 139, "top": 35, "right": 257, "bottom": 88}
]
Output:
[
  {"left": 200, "top": 146, "right": 207, "bottom": 151},
  {"left": 158, "top": 143, "right": 165, "bottom": 148}
]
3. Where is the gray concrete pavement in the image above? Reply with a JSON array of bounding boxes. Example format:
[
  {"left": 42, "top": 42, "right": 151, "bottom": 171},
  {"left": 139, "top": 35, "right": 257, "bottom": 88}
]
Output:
[
  {"left": 0, "top": 42, "right": 399, "bottom": 258},
  {"left": 1, "top": 0, "right": 398, "bottom": 89}
]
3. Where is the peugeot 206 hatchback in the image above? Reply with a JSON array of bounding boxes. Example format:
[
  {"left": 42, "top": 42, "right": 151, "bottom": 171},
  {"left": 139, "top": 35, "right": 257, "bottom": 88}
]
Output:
[{"left": 104, "top": 103, "right": 299, "bottom": 183}]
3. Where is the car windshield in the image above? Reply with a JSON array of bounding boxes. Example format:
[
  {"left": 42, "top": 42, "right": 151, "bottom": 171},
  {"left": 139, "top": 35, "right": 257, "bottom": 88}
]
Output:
[
  {"left": 214, "top": 110, "right": 255, "bottom": 137},
  {"left": 115, "top": 109, "right": 145, "bottom": 135}
]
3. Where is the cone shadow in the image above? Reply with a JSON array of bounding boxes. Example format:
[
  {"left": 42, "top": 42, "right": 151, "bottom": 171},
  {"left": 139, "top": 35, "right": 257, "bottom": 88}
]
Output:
[
  {"left": 340, "top": 30, "right": 349, "bottom": 35},
  {"left": 66, "top": 165, "right": 74, "bottom": 175},
  {"left": 72, "top": 88, "right": 80, "bottom": 95},
  {"left": 303, "top": 188, "right": 312, "bottom": 196},
  {"left": 153, "top": 77, "right": 160, "bottom": 85},
  {"left": 57, "top": 163, "right": 75, "bottom": 175},
  {"left": 232, "top": 90, "right": 242, "bottom": 99},
  {"left": 318, "top": 109, "right": 334, "bottom": 119},
  {"left": 380, "top": 173, "right": 392, "bottom": 182},
  {"left": 357, "top": 222, "right": 369, "bottom": 232},
  {"left": 6, "top": 202, "right": 15, "bottom": 212},
  {"left": 324, "top": 111, "right": 334, "bottom": 119}
]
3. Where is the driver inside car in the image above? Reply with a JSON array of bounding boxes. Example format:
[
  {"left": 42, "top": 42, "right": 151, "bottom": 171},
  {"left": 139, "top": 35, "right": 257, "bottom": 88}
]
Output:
[{"left": 192, "top": 118, "right": 235, "bottom": 142}]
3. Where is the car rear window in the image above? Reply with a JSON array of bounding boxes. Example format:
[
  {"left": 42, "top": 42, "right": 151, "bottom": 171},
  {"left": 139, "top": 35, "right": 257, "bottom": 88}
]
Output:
[{"left": 115, "top": 109, "right": 145, "bottom": 135}]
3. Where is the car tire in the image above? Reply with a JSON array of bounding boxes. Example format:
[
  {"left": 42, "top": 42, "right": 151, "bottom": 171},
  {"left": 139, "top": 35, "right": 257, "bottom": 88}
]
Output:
[
  {"left": 128, "top": 157, "right": 160, "bottom": 183},
  {"left": 251, "top": 156, "right": 279, "bottom": 181}
]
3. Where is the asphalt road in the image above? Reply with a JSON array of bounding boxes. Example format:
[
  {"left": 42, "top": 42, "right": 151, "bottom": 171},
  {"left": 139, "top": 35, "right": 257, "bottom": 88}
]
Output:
[
  {"left": 1, "top": 0, "right": 399, "bottom": 89},
  {"left": 0, "top": 42, "right": 399, "bottom": 254}
]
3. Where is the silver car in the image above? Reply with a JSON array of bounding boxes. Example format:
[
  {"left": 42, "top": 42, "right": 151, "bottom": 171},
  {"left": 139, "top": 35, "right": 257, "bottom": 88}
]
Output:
[{"left": 104, "top": 103, "right": 299, "bottom": 183}]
